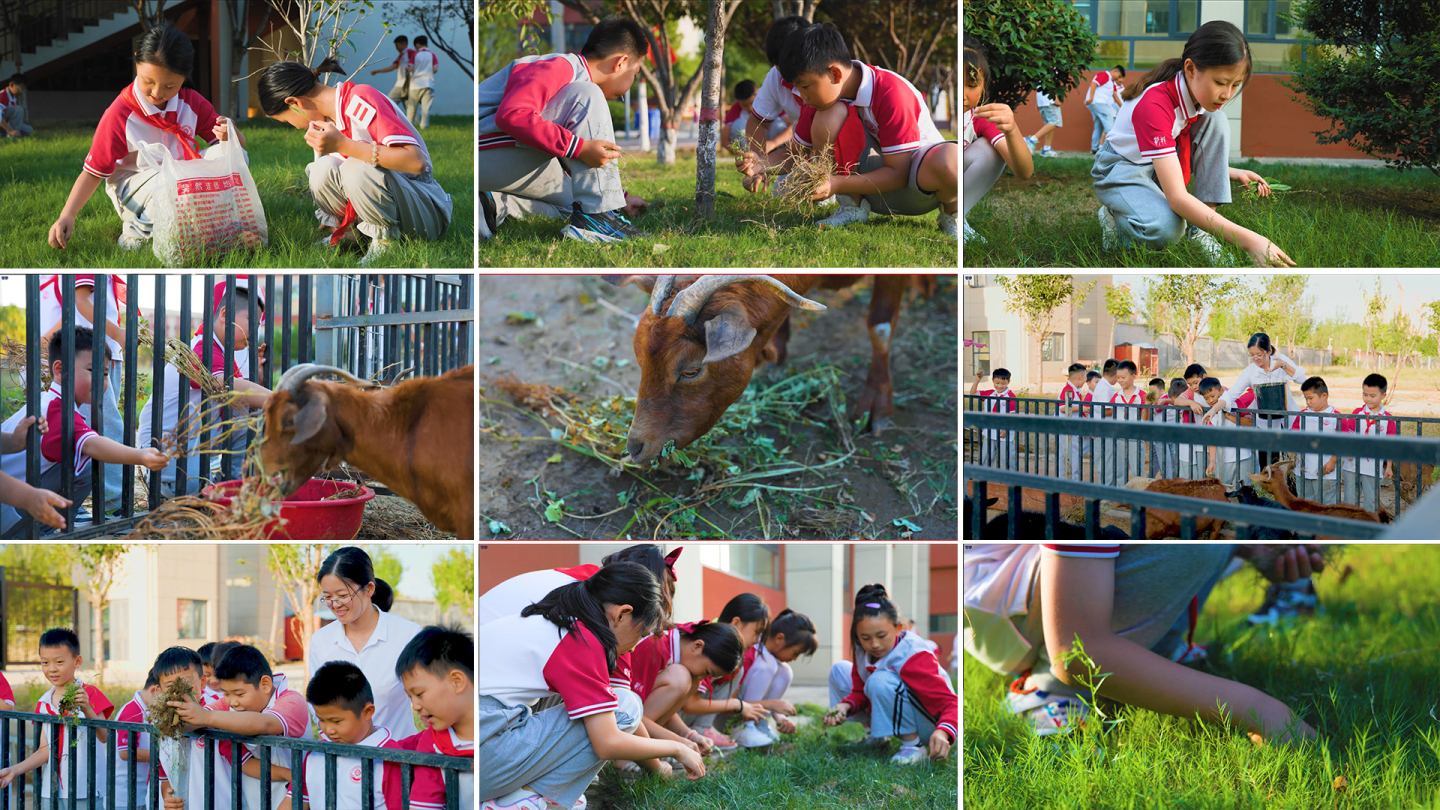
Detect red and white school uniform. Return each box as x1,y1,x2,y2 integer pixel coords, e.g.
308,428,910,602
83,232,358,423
0,671,14,708
38,274,129,365
628,625,690,702
751,66,801,132
386,47,418,99
405,47,439,127
1108,387,1147,480
156,688,235,810
289,727,446,810
83,81,222,241
1104,71,1207,184
0,383,98,534
395,727,473,810
309,81,451,243
114,690,153,809
36,680,116,801
1344,405,1398,478
1058,381,1086,478
477,53,591,158
829,631,956,745
237,673,308,810
1290,406,1348,481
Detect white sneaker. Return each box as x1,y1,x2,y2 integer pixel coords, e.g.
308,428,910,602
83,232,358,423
733,720,777,748
754,715,782,742
1097,205,1118,251
358,237,392,267
1188,226,1233,266
818,197,871,228
1003,685,1089,736
1024,135,1037,151
482,788,548,810
937,208,958,239
117,233,148,251
963,218,986,244
890,744,928,765
1039,146,1059,157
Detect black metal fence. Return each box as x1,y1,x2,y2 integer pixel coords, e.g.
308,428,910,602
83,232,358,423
964,394,1440,518
963,409,1440,539
4,274,474,540
0,710,471,810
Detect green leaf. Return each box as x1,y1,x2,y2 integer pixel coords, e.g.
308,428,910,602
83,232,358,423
545,453,563,464
544,499,565,522
487,520,511,536
893,518,922,532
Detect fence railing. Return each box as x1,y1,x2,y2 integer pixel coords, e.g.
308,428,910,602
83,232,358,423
4,274,474,540
964,394,1440,519
0,710,471,810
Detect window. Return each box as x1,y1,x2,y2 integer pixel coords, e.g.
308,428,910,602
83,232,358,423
1094,0,1198,37
1133,39,1185,70
930,613,958,635
178,599,207,639
103,599,128,662
1250,42,1305,73
1042,333,1065,362
1245,0,1308,39
698,545,780,588
971,332,991,376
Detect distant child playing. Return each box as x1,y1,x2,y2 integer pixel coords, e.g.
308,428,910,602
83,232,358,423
369,35,415,104
1084,65,1126,153
0,73,30,137
1023,87,1061,158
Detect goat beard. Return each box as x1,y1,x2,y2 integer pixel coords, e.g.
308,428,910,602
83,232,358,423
1244,545,1344,579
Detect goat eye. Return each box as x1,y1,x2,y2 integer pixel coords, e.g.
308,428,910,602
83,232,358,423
681,368,701,380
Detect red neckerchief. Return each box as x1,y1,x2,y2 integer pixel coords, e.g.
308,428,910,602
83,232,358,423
121,84,202,160
431,727,471,758
330,201,360,246
1358,406,1386,435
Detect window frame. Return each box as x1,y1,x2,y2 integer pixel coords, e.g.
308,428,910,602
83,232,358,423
1075,0,1313,73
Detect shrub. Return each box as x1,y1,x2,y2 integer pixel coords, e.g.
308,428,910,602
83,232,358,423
1282,0,1440,176
962,0,1097,110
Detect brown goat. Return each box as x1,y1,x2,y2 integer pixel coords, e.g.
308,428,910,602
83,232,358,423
1249,461,1383,538
260,363,474,539
1121,477,1228,538
603,274,935,465
1395,462,1437,508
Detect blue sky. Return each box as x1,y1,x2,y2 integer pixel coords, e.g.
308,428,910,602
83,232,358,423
1110,274,1440,323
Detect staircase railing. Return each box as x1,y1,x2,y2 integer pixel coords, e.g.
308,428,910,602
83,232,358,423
1,0,134,67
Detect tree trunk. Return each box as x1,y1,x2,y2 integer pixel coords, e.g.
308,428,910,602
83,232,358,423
639,80,651,152
657,124,679,166
695,0,726,219
92,599,105,684
267,585,283,660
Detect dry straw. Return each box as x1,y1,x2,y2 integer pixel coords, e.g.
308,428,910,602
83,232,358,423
777,143,839,209
147,676,197,740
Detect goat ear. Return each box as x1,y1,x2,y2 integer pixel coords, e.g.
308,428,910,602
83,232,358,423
290,395,328,445
602,274,658,293
702,305,757,365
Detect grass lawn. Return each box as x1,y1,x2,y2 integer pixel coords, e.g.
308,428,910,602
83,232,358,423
479,149,959,268
0,116,474,268
588,703,959,809
963,157,1440,267
963,544,1440,810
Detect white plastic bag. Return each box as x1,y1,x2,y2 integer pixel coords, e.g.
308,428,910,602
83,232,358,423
138,123,268,267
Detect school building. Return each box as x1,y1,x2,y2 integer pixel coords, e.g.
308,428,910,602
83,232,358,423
479,544,958,688
0,0,471,123
964,273,1118,389
1013,0,1373,160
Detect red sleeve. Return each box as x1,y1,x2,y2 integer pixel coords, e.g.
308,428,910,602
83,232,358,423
83,98,133,178
971,113,1004,147
496,58,585,159
1133,88,1178,159
723,102,743,125
871,75,924,154
899,653,958,743
1387,417,1399,436
543,626,620,719
1338,416,1356,433
351,84,419,149
794,104,815,148
182,89,220,147
406,48,417,66
1093,73,1110,89
1291,416,1301,431
390,731,426,752
87,684,116,719
0,673,12,707
840,659,869,715
41,398,95,472
117,699,145,748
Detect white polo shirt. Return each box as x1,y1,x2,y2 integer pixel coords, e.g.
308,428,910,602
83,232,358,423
479,567,581,626
751,66,802,125
309,607,424,738
1290,406,1344,480
408,48,438,90
114,690,153,808
480,613,619,719
37,680,115,799
83,81,218,189
1105,72,1206,177
39,274,126,363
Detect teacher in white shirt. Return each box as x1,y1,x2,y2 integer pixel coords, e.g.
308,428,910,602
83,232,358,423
309,546,423,738
1206,332,1307,471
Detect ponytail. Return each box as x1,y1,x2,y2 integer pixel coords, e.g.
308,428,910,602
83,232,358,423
767,608,818,657
717,593,770,639
256,58,347,115
680,620,744,674
1122,21,1252,102
520,561,662,672
850,583,900,652
600,545,675,625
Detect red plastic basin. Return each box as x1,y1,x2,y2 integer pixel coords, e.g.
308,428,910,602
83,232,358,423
201,478,375,540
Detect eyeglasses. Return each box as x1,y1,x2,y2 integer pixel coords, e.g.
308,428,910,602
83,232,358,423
320,589,359,608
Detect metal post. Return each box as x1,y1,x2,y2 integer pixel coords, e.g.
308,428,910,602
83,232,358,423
424,275,437,378
177,274,192,497
299,276,313,366
282,275,294,377
149,275,167,509
222,275,236,482
60,277,76,531
357,275,370,380
24,277,40,539
122,274,139,518
312,275,335,367
199,274,216,490
264,275,277,388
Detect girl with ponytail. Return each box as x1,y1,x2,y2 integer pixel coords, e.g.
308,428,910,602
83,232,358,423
1093,21,1293,268
480,562,705,810
48,25,245,251
962,34,1034,244
825,584,956,765
620,618,745,770
678,593,772,750
700,606,818,750
255,57,452,265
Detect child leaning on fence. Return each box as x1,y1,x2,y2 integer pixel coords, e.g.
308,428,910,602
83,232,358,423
282,662,446,810
114,668,158,810
393,626,476,810
0,327,169,537
1058,364,1087,481
0,628,116,809
970,369,1018,469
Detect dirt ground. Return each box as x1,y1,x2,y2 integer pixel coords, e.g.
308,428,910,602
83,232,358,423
480,275,959,540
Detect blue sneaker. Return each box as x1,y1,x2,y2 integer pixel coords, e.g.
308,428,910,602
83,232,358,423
1004,680,1088,737
1247,579,1318,625
563,207,645,242
1024,135,1038,152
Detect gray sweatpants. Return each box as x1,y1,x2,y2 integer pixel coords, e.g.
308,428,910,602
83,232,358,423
963,137,1005,222
307,155,453,242
478,81,626,217
2,105,32,136
1017,544,1233,697
479,691,644,808
1092,108,1231,249
854,136,948,216
1297,476,1339,505
1342,469,1381,512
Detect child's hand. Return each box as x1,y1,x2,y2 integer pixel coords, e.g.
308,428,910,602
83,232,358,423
1234,169,1271,197
648,758,674,778
73,685,93,716
811,176,836,201
0,766,14,788
684,730,713,755
21,486,70,531
973,103,1019,134
769,699,796,716
1206,462,1216,476
1323,458,1336,476
577,138,623,169
1242,544,1325,582
137,448,171,471
213,117,230,143
673,745,706,780
622,192,649,219
739,701,767,722
927,729,952,761
49,215,76,250
304,121,347,155
823,703,850,727
167,694,210,727
743,172,766,194
738,151,760,176
999,429,1008,439
1242,233,1296,267
776,716,796,734
163,796,185,810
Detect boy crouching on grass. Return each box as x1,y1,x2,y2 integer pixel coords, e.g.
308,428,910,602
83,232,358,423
773,23,958,237
281,662,447,810
0,327,169,537
393,626,475,810
0,628,116,809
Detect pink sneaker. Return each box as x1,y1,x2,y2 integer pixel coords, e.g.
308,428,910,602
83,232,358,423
700,727,739,751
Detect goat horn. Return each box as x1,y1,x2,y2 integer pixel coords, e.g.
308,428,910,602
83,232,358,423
665,275,826,324
647,276,676,316
275,363,379,395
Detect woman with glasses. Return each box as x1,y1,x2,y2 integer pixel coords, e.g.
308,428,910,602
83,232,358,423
308,546,424,738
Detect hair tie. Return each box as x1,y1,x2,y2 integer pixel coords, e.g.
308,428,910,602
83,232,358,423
864,602,881,609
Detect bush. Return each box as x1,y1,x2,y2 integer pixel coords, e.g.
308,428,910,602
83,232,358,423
962,0,1097,110
1282,0,1440,176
